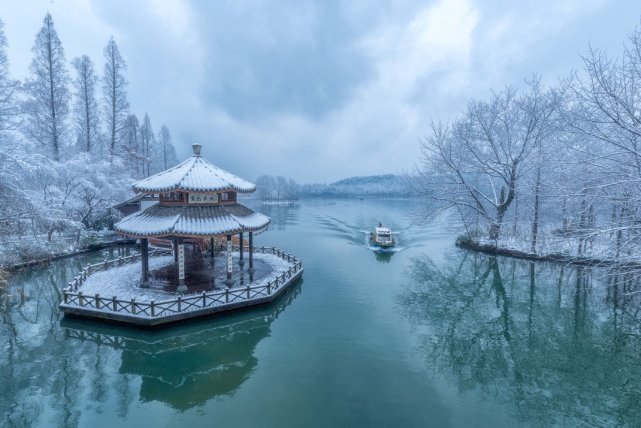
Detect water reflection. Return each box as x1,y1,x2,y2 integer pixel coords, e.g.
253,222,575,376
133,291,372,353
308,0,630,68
373,250,394,263
1,251,113,428
399,252,641,426
62,283,301,412
252,202,300,230
0,249,300,426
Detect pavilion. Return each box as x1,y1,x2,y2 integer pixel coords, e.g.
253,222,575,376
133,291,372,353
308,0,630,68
115,144,270,292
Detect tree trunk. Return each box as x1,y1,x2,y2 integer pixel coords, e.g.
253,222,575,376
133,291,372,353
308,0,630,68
530,166,541,253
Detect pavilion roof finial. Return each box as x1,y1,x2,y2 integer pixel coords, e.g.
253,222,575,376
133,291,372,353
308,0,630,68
192,144,202,157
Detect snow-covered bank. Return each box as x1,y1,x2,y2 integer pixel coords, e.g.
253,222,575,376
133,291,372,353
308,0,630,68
1,235,135,271
456,235,641,269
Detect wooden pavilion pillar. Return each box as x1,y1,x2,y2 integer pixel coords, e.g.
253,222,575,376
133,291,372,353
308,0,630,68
239,231,245,268
248,231,254,280
225,234,233,286
140,238,149,286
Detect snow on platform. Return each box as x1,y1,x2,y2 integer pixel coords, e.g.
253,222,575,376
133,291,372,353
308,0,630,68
80,253,291,302
60,248,303,326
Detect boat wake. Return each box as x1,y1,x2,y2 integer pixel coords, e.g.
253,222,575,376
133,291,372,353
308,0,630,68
317,215,409,254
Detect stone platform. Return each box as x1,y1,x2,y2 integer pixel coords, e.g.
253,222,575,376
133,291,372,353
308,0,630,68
59,247,303,326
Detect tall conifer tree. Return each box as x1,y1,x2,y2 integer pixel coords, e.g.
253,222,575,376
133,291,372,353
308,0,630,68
102,36,128,159
23,13,69,161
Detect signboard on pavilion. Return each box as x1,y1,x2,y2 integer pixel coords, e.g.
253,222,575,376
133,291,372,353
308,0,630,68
178,244,185,280
188,193,219,205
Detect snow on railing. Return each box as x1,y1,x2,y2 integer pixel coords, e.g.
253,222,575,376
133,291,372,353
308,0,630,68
61,246,302,319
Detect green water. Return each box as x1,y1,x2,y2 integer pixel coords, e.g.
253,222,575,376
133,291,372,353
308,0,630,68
1,199,640,427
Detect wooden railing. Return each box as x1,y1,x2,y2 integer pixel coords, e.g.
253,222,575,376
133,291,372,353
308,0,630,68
63,284,301,348
62,246,302,319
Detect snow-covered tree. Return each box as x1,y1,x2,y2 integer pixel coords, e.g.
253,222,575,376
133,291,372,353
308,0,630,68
140,112,154,176
120,113,142,177
0,14,185,265
71,55,100,154
102,36,128,159
22,13,70,162
157,125,178,170
419,81,559,241
559,22,641,262
256,175,276,201
255,175,300,202
285,178,301,201
0,18,20,132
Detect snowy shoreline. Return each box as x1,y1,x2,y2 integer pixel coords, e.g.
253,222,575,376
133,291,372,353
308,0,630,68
456,236,641,269
2,241,135,272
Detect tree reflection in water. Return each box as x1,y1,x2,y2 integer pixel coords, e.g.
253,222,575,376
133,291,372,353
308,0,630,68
399,251,641,426
253,202,300,231
0,252,107,428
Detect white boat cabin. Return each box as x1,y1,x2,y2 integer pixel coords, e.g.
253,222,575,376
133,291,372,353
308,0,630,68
374,226,393,244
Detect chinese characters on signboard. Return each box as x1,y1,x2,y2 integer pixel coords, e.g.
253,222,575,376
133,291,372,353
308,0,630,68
188,193,219,204
227,239,233,273
178,244,185,280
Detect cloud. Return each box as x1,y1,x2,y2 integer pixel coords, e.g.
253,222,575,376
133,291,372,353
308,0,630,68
1,0,640,182
191,1,374,121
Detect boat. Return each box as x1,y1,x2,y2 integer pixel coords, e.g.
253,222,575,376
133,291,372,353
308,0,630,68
371,223,395,248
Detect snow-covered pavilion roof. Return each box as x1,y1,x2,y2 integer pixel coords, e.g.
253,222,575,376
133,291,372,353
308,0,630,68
115,203,270,238
133,144,256,194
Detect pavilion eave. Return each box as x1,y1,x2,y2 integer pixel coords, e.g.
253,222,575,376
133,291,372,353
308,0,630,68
114,203,270,239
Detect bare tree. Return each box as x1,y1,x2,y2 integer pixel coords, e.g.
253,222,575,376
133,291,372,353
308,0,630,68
71,55,100,153
140,113,154,176
276,176,288,202
102,36,128,159
0,19,20,132
120,113,142,177
561,23,641,262
420,81,558,241
255,175,275,201
23,13,69,162
157,125,177,170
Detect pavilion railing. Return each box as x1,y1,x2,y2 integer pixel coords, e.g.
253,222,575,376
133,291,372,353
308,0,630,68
62,246,303,319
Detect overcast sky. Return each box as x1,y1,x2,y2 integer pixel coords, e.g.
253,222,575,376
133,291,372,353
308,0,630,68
1,0,640,183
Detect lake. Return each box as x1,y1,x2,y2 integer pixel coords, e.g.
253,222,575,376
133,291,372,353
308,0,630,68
1,198,640,427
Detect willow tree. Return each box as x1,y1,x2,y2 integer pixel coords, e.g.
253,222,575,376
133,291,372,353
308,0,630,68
23,13,69,162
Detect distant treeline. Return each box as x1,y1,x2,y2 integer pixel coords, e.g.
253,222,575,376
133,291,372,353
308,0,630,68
255,175,301,202
302,174,414,198
254,174,415,201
